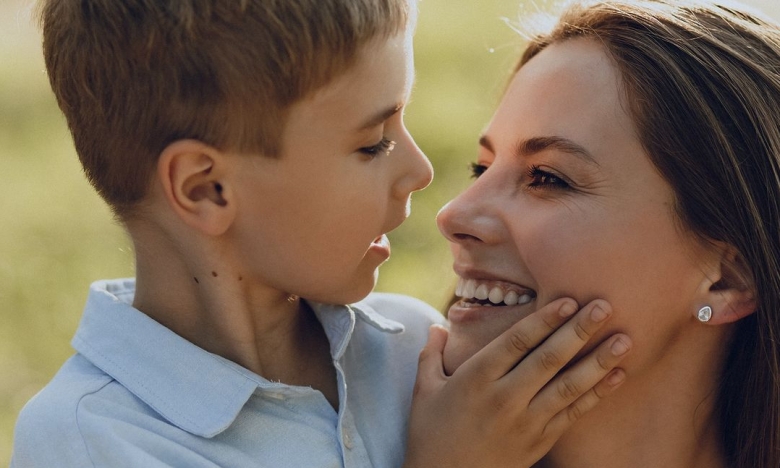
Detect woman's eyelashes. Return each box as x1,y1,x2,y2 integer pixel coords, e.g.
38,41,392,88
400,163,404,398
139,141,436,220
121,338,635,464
359,137,396,158
526,165,570,190
469,162,571,190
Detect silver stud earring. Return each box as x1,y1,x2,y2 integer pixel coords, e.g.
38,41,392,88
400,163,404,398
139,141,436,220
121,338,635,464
697,305,713,322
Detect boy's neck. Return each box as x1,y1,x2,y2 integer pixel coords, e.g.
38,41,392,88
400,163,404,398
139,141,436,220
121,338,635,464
130,230,339,410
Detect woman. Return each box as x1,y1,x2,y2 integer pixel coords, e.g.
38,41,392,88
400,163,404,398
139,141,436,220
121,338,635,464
436,0,780,466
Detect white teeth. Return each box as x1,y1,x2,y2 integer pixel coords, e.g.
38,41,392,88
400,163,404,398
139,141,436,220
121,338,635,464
488,286,504,304
455,277,535,306
463,279,477,298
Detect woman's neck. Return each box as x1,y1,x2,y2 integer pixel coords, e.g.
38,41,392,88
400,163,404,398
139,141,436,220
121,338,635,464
538,332,730,468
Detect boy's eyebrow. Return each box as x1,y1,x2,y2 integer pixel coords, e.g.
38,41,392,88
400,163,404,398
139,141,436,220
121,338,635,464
357,104,403,131
479,135,599,166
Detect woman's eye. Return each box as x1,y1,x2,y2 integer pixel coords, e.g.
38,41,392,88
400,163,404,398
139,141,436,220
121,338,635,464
527,165,570,190
469,162,488,179
359,137,396,158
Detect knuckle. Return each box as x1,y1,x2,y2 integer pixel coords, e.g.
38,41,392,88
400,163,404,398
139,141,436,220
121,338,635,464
540,313,559,331
461,361,492,385
506,329,534,355
472,366,494,383
595,351,612,371
557,377,581,401
566,400,587,422
540,350,563,371
573,321,591,342
488,391,512,415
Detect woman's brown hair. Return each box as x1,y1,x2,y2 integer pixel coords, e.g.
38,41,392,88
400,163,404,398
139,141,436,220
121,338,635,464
517,0,780,465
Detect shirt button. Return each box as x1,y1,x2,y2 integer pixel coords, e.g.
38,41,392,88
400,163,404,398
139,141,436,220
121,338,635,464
343,429,353,450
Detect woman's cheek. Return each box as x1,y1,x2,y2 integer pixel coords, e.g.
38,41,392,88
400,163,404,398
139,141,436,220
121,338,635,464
519,214,610,286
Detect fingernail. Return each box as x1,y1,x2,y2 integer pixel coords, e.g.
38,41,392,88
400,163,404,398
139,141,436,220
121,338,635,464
591,305,610,322
559,302,578,318
607,369,625,386
611,337,631,356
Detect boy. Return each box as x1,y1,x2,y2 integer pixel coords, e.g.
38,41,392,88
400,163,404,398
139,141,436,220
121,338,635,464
12,0,628,466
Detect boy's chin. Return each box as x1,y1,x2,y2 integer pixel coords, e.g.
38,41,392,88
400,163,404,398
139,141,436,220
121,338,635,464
310,275,378,306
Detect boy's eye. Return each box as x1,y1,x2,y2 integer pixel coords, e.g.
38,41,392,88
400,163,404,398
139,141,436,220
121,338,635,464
469,162,488,179
526,165,570,190
359,137,396,158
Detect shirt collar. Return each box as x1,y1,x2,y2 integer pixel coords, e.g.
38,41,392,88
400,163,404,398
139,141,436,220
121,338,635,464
310,298,405,360
72,278,404,438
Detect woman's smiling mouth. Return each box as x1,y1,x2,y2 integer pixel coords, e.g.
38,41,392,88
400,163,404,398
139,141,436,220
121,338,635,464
454,277,536,307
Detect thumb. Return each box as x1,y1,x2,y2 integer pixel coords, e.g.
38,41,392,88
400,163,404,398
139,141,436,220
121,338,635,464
414,324,449,396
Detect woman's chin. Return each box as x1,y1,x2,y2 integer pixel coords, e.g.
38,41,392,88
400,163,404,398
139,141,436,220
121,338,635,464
442,333,496,376
443,301,535,375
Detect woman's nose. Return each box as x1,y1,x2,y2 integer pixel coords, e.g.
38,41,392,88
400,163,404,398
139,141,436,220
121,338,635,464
436,182,503,245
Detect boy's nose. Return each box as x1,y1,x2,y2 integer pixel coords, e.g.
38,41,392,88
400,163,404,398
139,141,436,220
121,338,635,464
393,135,433,198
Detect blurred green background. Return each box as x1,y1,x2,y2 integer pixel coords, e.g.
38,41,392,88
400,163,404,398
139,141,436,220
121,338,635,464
2,0,779,464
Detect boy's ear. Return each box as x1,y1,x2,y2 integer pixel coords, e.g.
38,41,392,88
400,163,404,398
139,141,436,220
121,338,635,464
698,245,757,325
157,140,236,236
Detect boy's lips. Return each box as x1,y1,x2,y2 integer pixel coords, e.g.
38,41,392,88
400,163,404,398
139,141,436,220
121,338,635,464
368,234,391,260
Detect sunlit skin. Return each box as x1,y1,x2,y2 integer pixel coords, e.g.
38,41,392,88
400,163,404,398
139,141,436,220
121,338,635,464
229,31,432,306
437,38,734,467
130,30,432,408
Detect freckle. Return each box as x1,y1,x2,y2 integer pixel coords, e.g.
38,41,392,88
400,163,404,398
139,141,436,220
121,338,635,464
238,275,243,281
212,271,218,277
194,277,199,284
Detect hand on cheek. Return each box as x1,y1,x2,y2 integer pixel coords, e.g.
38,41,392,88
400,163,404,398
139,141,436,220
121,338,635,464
402,299,631,468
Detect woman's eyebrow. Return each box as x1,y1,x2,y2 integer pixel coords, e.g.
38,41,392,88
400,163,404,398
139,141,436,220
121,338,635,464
479,135,599,167
517,136,599,166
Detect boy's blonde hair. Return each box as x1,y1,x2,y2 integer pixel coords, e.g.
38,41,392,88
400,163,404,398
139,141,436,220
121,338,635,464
40,0,414,218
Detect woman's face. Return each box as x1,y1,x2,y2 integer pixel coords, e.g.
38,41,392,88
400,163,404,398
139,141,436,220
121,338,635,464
437,38,717,375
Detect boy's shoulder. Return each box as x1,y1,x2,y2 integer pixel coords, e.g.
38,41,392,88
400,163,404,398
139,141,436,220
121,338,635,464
12,354,114,467
12,351,216,468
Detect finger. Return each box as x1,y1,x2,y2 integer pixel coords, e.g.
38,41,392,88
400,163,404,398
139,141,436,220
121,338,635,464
501,300,613,396
530,333,632,416
457,298,579,383
413,324,450,397
545,367,627,437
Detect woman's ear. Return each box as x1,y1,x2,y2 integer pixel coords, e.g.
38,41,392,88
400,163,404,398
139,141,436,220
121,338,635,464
156,140,236,236
698,246,757,325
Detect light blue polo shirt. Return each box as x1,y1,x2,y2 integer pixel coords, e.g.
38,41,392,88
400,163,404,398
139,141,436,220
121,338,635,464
11,279,444,468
